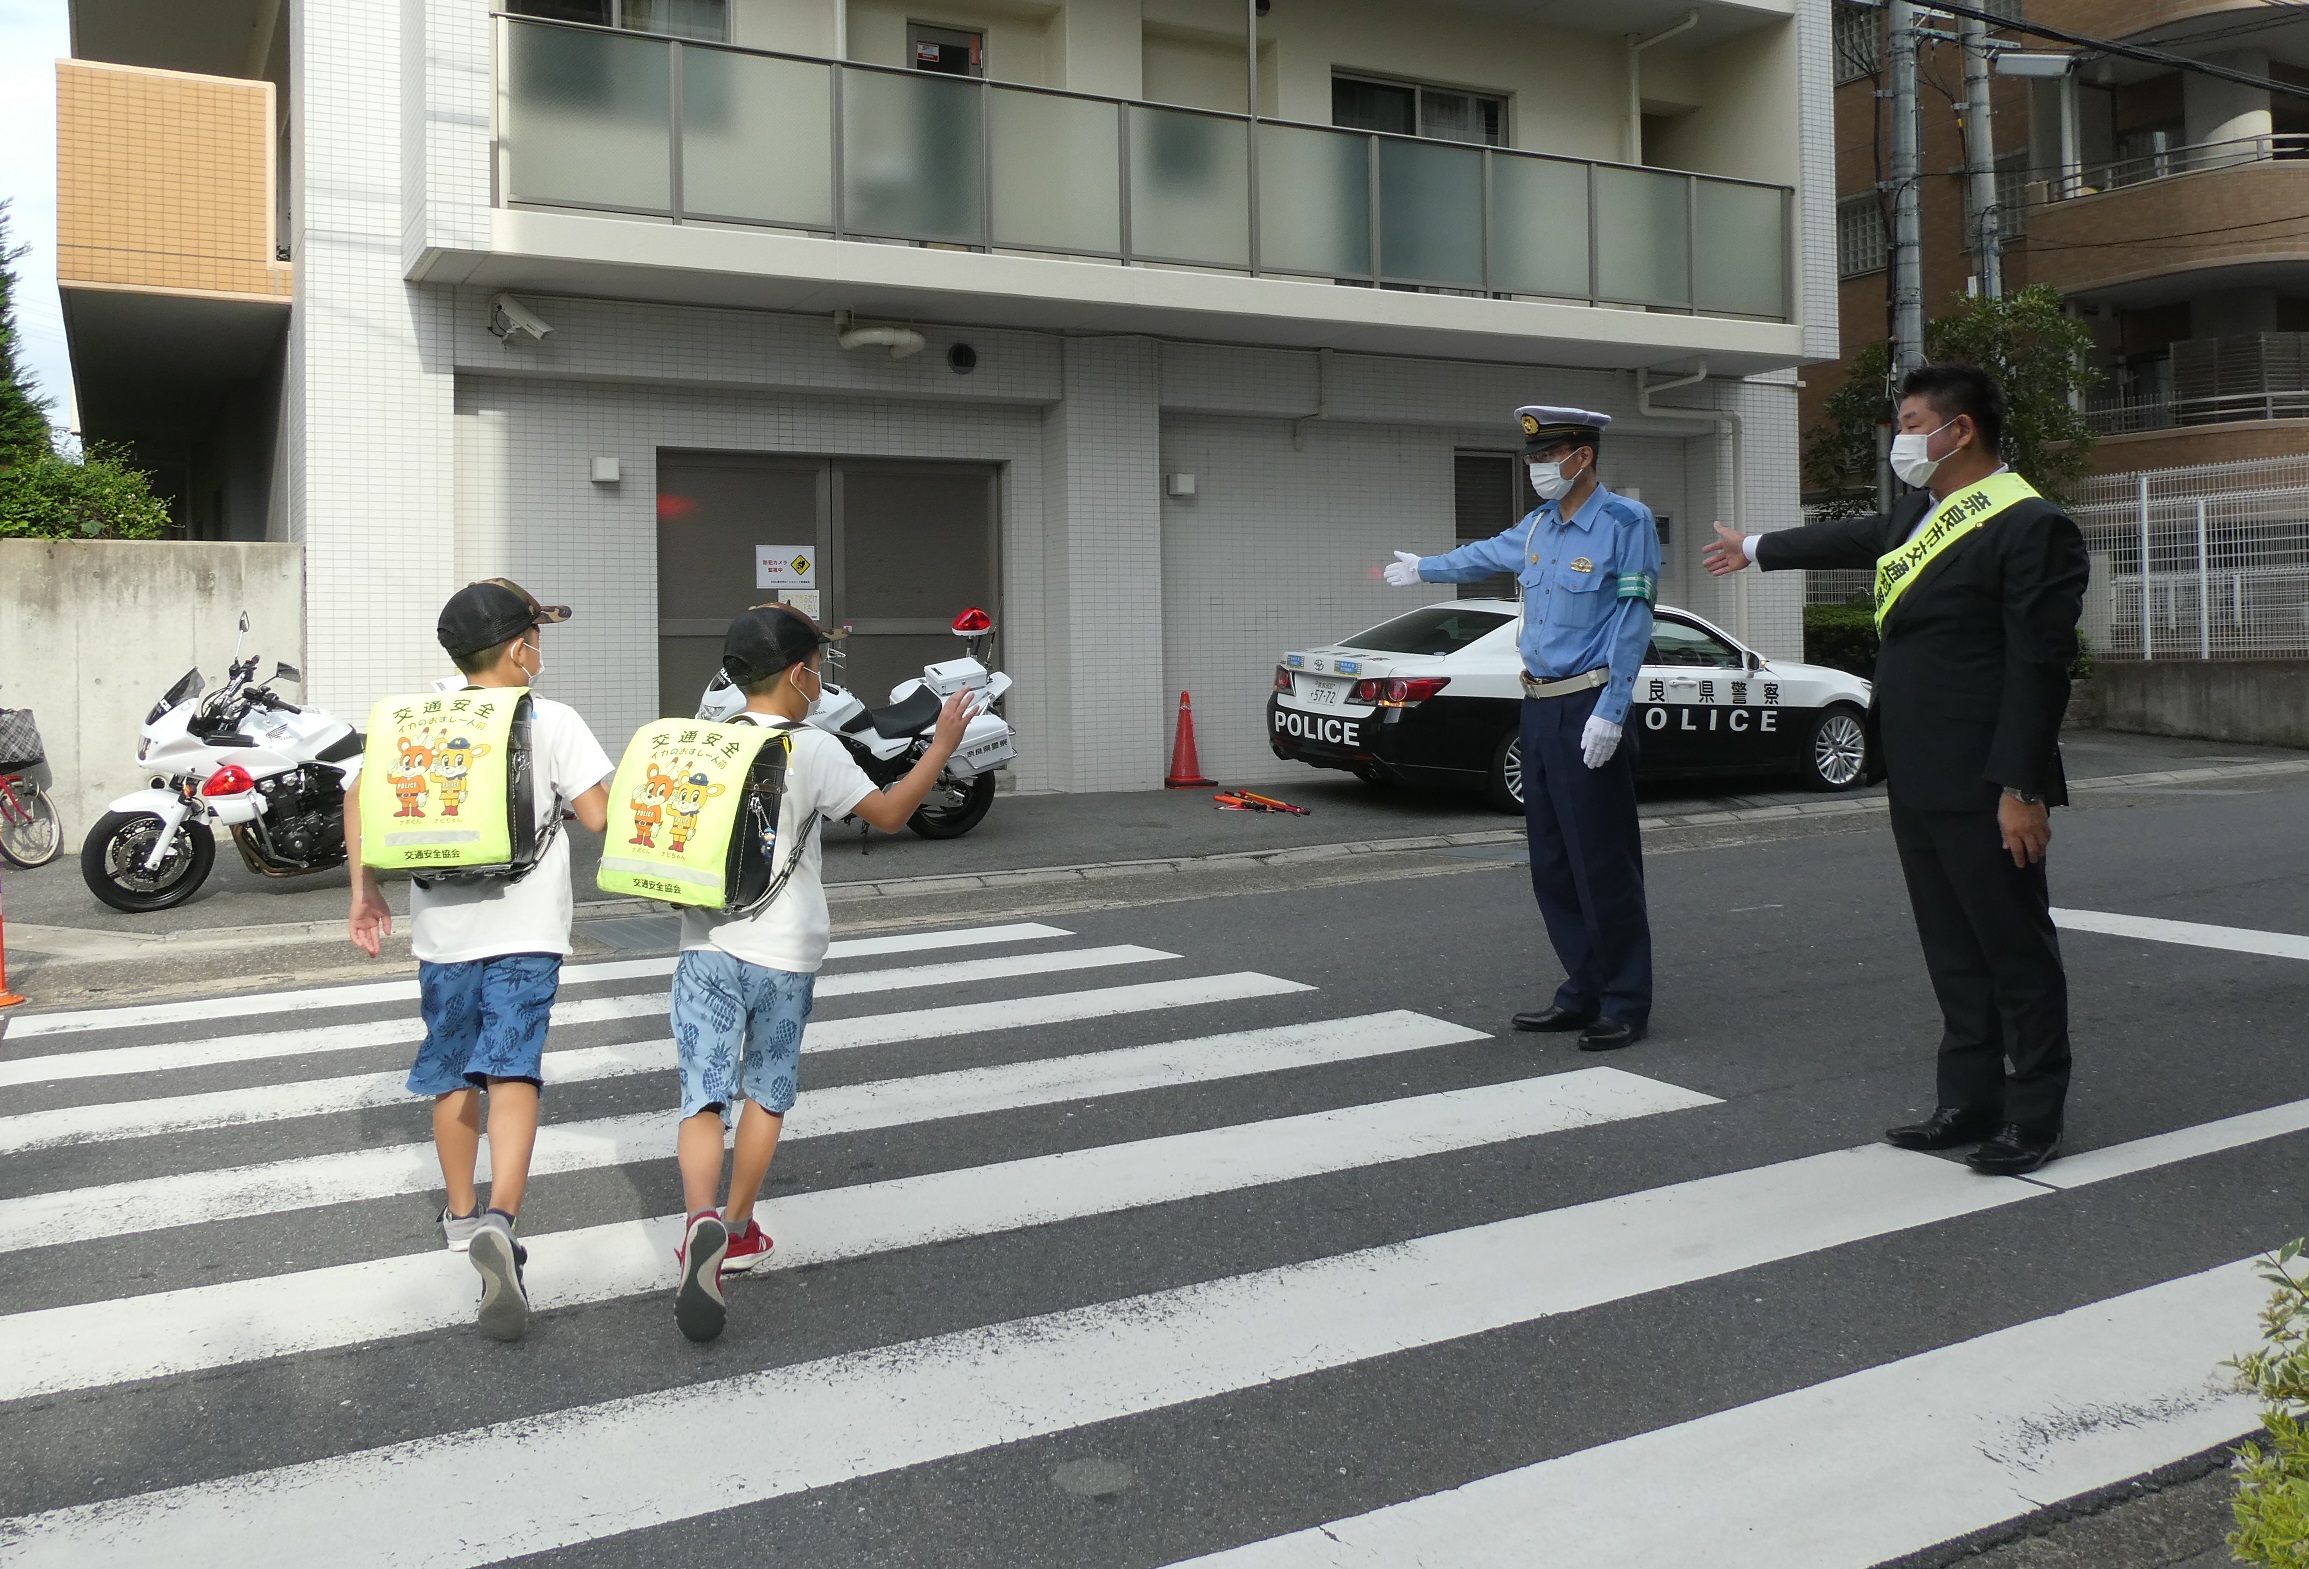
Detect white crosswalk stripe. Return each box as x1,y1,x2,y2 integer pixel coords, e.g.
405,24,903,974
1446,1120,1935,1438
0,915,2293,1568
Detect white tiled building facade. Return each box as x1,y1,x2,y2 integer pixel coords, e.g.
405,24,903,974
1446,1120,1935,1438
269,0,1836,793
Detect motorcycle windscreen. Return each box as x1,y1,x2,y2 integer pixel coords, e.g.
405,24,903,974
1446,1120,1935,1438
355,690,525,873
596,718,789,908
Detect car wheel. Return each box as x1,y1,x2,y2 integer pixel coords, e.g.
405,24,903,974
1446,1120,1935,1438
1800,705,1868,791
1485,730,1524,813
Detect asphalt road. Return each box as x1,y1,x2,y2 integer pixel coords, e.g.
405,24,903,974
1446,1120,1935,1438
7,727,2293,937
0,752,2303,1564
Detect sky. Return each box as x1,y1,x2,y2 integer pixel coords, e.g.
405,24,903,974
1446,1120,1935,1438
1,0,77,432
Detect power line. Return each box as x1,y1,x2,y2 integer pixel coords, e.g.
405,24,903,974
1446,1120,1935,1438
1880,0,2309,102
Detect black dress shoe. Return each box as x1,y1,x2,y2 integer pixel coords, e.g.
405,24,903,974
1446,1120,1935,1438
1966,1124,2062,1176
1512,1006,1596,1033
1883,1107,1998,1151
1577,1017,1644,1052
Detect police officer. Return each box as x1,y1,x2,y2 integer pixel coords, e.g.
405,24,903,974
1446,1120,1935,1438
1381,407,1661,1049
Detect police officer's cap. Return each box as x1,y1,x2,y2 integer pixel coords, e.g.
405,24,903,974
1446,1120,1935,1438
1515,405,1612,453
722,602,847,685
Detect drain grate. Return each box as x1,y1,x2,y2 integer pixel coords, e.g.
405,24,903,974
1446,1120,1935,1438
579,915,682,952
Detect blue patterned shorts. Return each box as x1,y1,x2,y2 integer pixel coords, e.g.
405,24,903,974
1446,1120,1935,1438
672,948,816,1121
408,953,562,1095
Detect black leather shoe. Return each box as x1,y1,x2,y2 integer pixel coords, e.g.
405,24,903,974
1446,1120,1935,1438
1966,1125,2062,1176
1883,1107,1998,1152
1512,1006,1596,1033
1577,1017,1644,1052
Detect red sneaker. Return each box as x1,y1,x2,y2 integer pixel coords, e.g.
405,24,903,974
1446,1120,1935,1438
722,1218,775,1275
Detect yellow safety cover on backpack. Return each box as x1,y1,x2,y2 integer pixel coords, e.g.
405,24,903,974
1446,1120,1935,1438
358,689,526,873
597,719,790,907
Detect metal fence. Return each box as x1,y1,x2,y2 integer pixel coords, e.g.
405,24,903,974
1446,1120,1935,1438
2072,455,2309,660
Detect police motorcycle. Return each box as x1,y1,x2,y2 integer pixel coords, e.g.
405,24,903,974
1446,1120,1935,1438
697,606,1016,839
81,613,363,912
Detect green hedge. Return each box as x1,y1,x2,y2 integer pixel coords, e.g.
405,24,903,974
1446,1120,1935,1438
1803,601,1878,678
0,446,171,540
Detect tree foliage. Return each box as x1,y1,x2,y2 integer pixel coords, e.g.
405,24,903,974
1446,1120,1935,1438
0,201,54,467
2230,1241,2309,1565
0,441,173,540
0,200,173,539
1803,285,2101,517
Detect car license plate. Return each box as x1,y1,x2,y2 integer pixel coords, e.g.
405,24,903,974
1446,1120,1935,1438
1297,678,1346,707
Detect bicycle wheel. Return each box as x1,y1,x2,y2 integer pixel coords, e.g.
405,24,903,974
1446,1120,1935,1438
0,778,63,868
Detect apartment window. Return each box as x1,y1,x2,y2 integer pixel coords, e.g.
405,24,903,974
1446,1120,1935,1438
909,23,984,78
1334,75,1506,146
1838,193,1887,278
1833,3,1880,84
506,0,728,42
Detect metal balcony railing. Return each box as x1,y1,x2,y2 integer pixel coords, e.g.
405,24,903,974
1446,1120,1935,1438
2084,336,2309,434
492,14,1794,320
2058,132,2309,200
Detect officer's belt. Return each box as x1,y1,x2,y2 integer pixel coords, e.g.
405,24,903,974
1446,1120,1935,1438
1520,667,1610,699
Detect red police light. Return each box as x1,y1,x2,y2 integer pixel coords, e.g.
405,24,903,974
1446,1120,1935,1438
951,607,993,634
202,765,257,796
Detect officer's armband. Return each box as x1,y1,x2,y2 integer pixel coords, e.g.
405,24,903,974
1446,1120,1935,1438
1615,571,1657,605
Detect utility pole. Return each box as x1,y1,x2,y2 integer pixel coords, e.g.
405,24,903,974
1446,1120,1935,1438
1960,11,2003,299
1887,1,1926,376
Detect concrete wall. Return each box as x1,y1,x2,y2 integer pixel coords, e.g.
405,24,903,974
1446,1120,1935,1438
2078,660,2309,750
0,541,306,841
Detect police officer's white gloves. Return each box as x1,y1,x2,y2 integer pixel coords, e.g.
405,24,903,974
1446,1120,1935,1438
1382,551,1424,587
1580,714,1623,769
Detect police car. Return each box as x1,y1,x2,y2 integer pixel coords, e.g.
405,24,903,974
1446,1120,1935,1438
1267,600,1873,809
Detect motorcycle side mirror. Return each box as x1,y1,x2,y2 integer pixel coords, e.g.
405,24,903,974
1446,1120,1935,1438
238,612,250,634
275,661,302,683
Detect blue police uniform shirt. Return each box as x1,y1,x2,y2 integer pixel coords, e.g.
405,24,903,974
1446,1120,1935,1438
1416,484,1661,725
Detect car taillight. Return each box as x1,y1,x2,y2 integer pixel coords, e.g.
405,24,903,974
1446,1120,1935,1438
202,765,256,796
1373,677,1449,707
1273,666,1293,692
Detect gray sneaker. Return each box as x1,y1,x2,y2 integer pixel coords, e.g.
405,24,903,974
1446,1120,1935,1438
439,1205,481,1252
468,1212,530,1342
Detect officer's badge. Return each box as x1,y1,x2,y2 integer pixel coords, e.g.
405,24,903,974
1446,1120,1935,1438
1520,413,1540,436
1570,556,1594,573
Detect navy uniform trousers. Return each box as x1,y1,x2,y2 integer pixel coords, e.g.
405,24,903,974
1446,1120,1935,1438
1520,686,1652,1026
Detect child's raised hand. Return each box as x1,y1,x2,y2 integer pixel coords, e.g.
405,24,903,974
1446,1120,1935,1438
932,688,981,754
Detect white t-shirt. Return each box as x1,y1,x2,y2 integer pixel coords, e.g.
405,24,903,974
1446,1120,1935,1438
407,695,615,965
679,719,878,975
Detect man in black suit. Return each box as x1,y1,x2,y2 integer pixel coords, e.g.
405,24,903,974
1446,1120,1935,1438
1702,363,2090,1175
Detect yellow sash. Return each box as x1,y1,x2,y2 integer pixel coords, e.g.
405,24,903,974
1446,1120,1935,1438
1872,471,2040,629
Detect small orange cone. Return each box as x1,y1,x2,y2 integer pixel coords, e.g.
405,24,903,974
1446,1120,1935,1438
0,869,24,1010
1164,691,1216,788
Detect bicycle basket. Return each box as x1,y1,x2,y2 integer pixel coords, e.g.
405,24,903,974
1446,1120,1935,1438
0,709,45,772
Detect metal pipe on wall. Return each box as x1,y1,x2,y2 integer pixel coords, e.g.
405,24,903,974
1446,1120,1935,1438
1625,10,1700,164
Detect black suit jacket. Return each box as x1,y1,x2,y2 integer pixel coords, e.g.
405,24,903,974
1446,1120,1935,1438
1756,486,2090,812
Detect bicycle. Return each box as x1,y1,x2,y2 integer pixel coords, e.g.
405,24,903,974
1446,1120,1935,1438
0,709,62,869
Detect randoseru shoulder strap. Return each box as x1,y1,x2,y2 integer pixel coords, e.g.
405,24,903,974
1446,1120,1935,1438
731,720,822,917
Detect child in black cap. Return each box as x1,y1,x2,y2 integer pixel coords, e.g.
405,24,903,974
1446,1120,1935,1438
343,578,615,1341
669,604,978,1343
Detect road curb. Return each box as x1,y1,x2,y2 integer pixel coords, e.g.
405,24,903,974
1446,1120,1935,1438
9,757,2302,976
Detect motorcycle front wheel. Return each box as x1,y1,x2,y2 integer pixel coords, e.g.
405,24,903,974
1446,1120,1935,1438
907,773,996,839
80,811,216,912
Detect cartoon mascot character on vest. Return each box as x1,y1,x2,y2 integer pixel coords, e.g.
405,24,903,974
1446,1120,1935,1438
390,737,436,819
629,761,677,849
665,770,726,856
430,736,491,819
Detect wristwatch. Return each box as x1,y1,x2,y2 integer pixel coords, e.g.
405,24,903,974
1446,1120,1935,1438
2001,786,2044,806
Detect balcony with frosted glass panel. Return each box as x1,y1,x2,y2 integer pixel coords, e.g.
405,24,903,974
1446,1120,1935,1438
474,16,1803,368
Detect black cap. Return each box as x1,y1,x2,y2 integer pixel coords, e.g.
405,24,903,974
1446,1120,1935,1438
437,578,572,660
722,603,846,684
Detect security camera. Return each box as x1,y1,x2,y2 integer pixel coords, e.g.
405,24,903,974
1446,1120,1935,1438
489,294,554,344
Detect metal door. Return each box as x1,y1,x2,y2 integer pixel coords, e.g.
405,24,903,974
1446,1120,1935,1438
655,453,826,718
831,461,999,706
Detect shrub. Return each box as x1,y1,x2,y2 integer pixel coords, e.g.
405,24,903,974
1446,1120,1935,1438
2229,1241,2309,1565
1804,600,1878,678
0,443,172,540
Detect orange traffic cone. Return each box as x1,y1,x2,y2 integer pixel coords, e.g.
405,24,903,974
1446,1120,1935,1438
1164,691,1216,788
0,869,24,1009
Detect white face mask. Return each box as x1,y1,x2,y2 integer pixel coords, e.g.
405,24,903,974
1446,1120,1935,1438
1889,417,1960,489
512,635,542,686
1528,460,1576,502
